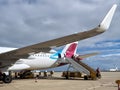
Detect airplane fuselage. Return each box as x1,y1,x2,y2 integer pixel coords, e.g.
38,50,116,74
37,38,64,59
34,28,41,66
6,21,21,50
0,47,62,71
8,52,62,71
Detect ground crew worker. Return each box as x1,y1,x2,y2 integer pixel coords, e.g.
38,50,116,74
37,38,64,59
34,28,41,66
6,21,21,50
96,67,101,78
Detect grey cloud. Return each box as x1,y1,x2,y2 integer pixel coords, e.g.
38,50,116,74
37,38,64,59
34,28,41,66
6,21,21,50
0,0,119,48
0,0,120,70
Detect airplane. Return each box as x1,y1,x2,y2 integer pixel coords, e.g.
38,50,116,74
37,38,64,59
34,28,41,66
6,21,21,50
109,67,118,72
0,4,117,83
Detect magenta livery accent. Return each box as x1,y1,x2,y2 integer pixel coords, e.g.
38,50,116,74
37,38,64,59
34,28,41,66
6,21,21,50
65,42,77,58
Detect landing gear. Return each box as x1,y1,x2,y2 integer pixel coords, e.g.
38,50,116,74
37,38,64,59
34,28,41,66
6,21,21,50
0,71,12,83
2,75,12,83
84,75,88,80
19,70,34,79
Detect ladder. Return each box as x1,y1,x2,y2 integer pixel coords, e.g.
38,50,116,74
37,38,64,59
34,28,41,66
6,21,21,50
66,58,97,80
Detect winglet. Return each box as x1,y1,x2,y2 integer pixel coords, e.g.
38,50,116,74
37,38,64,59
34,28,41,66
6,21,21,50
99,4,117,30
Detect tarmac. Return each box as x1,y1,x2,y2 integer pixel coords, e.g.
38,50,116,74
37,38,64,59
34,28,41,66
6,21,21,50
0,72,120,90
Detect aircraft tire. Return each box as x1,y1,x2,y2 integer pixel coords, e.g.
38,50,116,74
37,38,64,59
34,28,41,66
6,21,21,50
2,75,12,83
84,76,88,80
65,75,69,79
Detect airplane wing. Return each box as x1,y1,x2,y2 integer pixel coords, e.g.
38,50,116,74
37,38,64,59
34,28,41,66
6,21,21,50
77,52,99,59
0,4,117,68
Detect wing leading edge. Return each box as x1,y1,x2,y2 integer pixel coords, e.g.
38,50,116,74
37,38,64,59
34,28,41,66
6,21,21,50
0,4,117,61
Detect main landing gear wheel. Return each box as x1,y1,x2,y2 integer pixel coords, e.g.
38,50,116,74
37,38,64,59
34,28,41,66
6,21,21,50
84,75,88,80
2,75,12,83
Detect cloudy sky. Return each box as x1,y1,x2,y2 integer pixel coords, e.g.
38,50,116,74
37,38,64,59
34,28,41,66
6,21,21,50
0,0,120,70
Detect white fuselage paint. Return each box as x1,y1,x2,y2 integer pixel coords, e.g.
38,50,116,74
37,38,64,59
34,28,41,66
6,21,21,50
24,53,57,69
0,47,59,71
9,52,59,71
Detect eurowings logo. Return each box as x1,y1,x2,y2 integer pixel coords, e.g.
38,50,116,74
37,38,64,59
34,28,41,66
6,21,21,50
65,43,77,58
50,42,78,60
